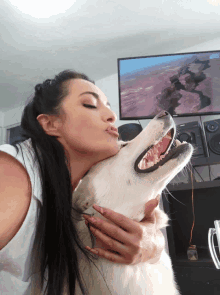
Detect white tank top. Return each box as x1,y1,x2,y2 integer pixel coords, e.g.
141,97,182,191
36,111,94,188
0,138,47,294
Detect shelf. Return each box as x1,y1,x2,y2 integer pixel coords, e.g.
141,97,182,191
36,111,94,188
167,179,220,191
172,246,219,268
174,256,217,269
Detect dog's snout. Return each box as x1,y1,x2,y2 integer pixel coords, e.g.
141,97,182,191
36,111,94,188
156,110,169,119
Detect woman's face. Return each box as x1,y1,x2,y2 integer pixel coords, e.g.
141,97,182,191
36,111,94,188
57,78,120,165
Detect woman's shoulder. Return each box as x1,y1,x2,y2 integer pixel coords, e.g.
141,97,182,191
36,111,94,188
0,151,32,251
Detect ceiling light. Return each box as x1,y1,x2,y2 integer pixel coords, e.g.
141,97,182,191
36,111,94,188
8,0,74,18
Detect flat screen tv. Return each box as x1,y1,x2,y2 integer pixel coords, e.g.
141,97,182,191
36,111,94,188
117,50,220,120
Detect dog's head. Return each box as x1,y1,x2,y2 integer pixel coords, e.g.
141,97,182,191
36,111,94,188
72,111,194,222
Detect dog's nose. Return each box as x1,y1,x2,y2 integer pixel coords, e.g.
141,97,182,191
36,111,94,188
155,110,169,119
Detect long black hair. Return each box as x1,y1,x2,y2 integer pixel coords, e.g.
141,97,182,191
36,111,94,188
11,70,105,295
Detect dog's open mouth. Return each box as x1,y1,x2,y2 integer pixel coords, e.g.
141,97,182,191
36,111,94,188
135,128,183,173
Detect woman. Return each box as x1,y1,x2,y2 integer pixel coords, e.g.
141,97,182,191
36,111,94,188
0,70,163,295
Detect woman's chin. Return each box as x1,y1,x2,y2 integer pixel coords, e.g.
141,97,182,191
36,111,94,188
100,145,121,161
112,141,122,154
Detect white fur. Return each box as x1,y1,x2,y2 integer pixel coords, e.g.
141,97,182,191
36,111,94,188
70,113,193,295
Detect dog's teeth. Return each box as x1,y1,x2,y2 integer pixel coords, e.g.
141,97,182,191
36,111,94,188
165,134,172,140
175,139,181,146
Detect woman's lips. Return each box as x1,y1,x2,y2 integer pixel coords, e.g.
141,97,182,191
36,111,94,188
106,130,119,137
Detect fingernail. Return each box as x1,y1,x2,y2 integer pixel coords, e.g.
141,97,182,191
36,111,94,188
149,200,158,209
93,204,104,214
91,248,99,255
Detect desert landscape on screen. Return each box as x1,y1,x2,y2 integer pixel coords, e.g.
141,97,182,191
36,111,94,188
120,54,220,118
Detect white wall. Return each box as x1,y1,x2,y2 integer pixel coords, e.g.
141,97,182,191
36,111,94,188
1,37,220,256
0,111,4,145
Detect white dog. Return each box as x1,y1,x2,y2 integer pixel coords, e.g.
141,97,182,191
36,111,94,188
71,111,193,295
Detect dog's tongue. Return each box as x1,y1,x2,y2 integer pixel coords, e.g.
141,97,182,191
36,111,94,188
147,134,171,161
139,132,172,169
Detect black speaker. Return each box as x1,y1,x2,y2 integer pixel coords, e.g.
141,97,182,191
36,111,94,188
204,119,220,165
118,123,143,141
176,121,207,159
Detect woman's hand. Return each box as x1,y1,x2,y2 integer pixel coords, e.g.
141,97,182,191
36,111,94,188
83,195,164,265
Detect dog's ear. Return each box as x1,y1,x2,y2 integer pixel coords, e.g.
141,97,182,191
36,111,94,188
118,140,129,150
118,140,125,145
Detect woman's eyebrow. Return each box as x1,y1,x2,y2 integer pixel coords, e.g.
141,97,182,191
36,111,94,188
79,91,111,107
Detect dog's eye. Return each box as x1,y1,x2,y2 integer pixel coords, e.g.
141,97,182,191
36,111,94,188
120,143,128,149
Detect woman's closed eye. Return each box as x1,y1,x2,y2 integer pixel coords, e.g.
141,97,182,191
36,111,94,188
83,104,97,109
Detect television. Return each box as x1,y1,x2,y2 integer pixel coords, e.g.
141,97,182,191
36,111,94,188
117,50,220,120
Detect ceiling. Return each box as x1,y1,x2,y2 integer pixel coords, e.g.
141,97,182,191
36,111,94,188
1,0,220,112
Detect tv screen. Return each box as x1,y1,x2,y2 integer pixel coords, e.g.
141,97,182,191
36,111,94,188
117,50,220,120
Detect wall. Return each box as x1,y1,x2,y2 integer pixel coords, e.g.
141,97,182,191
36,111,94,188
1,37,220,256
0,111,4,145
